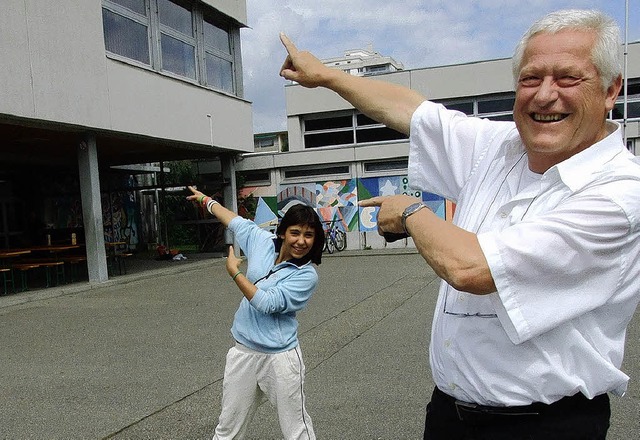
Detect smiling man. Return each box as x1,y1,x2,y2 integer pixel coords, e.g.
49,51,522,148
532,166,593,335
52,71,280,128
280,8,640,440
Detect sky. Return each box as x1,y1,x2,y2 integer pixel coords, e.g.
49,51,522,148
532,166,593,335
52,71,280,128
239,0,640,134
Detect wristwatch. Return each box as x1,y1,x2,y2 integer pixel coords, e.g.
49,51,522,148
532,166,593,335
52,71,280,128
401,202,427,236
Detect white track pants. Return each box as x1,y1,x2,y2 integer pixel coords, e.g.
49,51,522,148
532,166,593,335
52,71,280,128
212,343,315,440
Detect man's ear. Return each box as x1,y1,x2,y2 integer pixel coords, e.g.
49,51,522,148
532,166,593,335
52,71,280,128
605,75,623,111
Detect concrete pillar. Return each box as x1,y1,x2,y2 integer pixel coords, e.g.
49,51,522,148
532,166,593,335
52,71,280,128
222,154,238,254
78,134,108,283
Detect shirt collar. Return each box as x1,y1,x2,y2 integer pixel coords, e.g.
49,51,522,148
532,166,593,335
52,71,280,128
537,121,625,192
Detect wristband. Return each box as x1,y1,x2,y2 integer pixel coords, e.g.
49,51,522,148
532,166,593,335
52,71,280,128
206,199,219,213
198,195,206,203
232,270,242,281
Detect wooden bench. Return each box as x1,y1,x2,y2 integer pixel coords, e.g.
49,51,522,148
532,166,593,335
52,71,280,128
15,259,66,287
62,256,87,282
11,264,40,292
1,268,14,295
38,261,65,287
114,253,133,275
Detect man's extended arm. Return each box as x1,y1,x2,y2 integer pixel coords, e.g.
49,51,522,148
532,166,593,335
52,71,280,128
360,195,496,295
279,33,425,135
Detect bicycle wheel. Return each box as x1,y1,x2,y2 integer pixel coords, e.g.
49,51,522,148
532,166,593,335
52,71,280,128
334,229,346,251
326,234,336,254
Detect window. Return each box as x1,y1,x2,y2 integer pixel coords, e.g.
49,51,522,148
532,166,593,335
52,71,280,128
477,97,514,122
303,112,407,149
612,81,640,121
306,115,352,131
284,165,350,179
102,2,150,64
203,14,234,93
240,171,270,186
444,100,473,115
304,114,354,148
102,0,239,95
437,94,515,121
255,137,274,148
254,135,283,152
477,97,514,114
355,114,406,143
363,65,390,75
158,0,196,79
364,159,408,172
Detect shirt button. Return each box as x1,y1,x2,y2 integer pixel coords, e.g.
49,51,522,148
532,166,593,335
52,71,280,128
444,339,451,348
457,294,465,302
500,212,508,218
449,383,457,391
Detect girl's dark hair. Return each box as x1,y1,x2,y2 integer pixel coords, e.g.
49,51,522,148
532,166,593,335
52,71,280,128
276,204,324,265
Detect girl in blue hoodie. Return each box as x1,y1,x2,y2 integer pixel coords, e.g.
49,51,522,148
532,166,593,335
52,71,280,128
187,186,324,440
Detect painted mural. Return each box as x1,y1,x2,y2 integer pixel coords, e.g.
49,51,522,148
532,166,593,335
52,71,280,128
238,175,446,238
102,191,139,246
315,179,358,232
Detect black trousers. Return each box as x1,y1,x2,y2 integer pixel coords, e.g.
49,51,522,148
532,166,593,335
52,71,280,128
424,387,610,440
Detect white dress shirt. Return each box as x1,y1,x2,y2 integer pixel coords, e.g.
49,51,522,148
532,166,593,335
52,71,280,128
409,100,640,406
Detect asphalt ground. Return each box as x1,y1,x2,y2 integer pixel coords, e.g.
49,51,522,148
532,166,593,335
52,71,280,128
0,250,638,439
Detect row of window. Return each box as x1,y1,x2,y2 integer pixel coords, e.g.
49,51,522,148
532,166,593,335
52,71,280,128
438,96,515,121
102,0,239,94
240,159,409,186
303,112,407,149
302,82,640,150
300,95,518,150
441,82,640,122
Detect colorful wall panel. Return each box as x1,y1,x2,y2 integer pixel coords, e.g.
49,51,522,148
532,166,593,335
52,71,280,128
239,175,446,236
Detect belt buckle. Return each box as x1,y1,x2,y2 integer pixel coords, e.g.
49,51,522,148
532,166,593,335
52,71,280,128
454,400,479,421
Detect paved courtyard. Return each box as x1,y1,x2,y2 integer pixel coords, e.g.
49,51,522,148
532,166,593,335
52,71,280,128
0,250,638,439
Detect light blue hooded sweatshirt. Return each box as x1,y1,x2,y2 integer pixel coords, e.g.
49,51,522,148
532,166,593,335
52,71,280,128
228,216,318,353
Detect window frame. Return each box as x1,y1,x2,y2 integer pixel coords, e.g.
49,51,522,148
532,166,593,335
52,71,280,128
239,171,272,187
613,80,640,122
102,1,153,66
281,164,351,183
436,93,515,122
363,159,408,173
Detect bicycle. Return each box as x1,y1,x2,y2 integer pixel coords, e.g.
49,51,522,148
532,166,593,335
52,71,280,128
322,220,347,253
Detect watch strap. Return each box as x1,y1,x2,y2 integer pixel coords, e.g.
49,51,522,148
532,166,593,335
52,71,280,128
401,202,426,236
383,202,427,243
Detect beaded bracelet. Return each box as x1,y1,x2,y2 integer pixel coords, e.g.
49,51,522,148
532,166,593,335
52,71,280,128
232,270,242,281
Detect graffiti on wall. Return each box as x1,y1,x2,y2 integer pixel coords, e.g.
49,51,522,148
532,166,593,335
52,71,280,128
239,175,445,235
102,191,139,246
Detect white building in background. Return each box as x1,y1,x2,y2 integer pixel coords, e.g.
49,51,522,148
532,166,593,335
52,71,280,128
239,41,640,251
322,46,404,76
0,0,253,282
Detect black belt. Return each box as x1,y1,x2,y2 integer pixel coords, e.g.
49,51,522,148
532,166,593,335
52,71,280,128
435,387,607,424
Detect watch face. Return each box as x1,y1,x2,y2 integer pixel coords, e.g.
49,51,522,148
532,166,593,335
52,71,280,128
403,202,425,218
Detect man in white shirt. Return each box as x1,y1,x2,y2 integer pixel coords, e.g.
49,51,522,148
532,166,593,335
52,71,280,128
280,8,640,440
